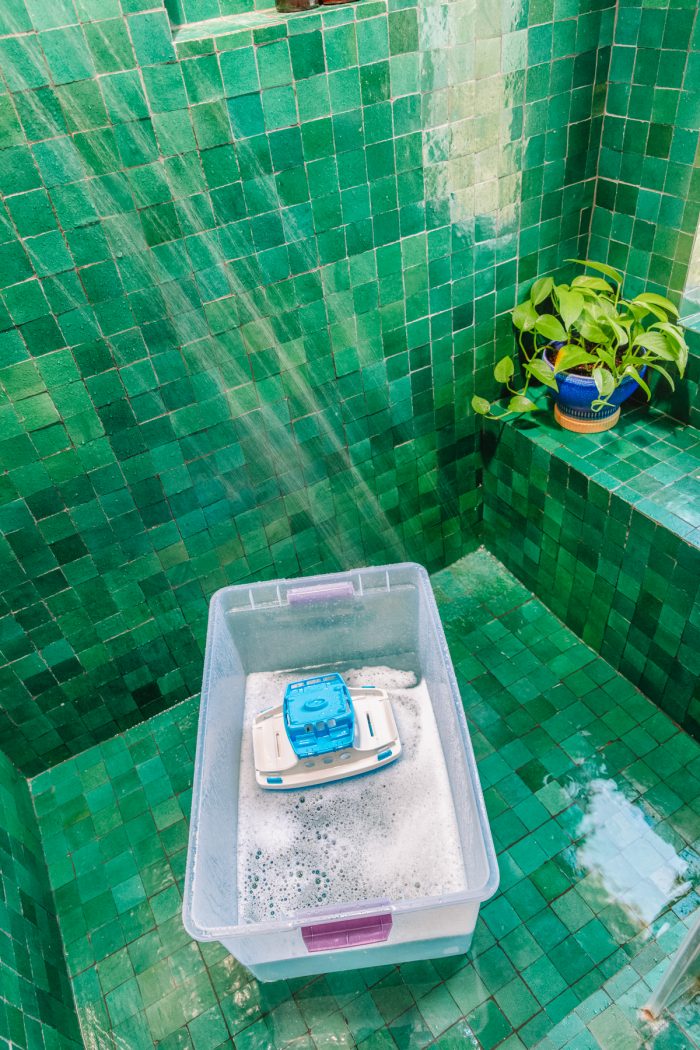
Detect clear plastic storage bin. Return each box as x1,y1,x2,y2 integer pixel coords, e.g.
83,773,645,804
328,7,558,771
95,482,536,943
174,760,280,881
183,563,498,981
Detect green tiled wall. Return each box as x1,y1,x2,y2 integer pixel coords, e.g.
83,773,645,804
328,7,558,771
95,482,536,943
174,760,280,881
0,749,81,1048
0,0,614,774
589,0,700,426
483,411,700,739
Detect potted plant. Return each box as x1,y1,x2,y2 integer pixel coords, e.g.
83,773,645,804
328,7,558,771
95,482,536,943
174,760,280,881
472,259,688,433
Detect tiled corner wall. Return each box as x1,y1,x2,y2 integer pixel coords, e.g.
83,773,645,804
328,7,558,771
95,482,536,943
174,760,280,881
589,0,700,425
483,0,700,739
482,412,700,739
0,749,81,1048
0,0,614,775
480,0,700,748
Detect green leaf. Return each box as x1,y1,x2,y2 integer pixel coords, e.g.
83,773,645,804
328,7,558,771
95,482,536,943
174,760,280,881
553,346,596,373
571,275,615,296
631,292,679,318
577,317,608,344
602,318,628,347
641,332,679,361
508,394,538,413
525,358,558,389
471,396,491,415
530,276,554,306
632,331,676,359
595,343,616,370
534,314,566,342
596,297,618,319
494,356,515,383
626,301,649,323
624,365,651,400
592,367,615,396
615,311,634,334
567,257,624,286
652,322,688,352
628,298,668,323
556,287,584,330
646,363,675,391
652,323,688,376
512,300,538,331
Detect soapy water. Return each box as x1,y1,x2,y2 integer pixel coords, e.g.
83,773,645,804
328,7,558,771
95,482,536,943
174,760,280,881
237,665,468,922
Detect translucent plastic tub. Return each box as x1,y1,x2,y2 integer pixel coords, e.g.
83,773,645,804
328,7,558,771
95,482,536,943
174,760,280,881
183,563,498,981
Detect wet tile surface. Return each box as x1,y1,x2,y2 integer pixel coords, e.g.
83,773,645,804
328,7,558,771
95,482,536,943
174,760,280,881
506,405,700,547
30,551,700,1049
483,405,700,736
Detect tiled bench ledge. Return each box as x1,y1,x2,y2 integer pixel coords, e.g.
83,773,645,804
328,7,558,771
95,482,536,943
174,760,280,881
481,404,700,739
173,0,381,52
497,405,700,548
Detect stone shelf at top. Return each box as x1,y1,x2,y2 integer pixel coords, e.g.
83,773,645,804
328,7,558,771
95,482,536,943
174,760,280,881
172,0,374,48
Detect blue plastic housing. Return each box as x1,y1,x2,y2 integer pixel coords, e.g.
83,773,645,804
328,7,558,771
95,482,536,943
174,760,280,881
283,674,355,758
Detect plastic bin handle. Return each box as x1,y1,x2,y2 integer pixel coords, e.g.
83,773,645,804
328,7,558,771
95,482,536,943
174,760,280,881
287,582,354,605
301,913,392,952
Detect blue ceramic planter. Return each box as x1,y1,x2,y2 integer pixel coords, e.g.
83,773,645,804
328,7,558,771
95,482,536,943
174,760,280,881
543,346,645,431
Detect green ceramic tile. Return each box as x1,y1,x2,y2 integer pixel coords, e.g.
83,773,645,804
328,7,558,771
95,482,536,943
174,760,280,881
129,11,176,67
5,190,54,239
182,55,224,105
85,18,135,75
483,406,700,735
0,749,81,1048
0,36,51,92
256,39,293,89
220,47,260,97
39,25,95,85
24,229,74,276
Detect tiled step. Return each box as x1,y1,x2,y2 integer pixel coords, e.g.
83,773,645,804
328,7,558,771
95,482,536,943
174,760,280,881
482,405,700,738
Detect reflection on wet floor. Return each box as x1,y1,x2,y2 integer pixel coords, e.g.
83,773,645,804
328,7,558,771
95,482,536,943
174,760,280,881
32,552,700,1049
574,776,691,928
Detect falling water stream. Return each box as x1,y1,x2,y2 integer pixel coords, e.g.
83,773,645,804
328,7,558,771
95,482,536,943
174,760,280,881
10,49,459,578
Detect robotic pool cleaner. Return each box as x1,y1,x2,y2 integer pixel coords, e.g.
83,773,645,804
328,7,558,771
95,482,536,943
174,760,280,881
252,672,402,790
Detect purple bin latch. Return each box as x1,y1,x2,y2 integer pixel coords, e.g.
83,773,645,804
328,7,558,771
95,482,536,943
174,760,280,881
287,582,355,605
301,913,393,953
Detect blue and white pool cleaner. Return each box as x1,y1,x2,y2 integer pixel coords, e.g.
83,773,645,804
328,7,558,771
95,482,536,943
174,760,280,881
252,673,401,790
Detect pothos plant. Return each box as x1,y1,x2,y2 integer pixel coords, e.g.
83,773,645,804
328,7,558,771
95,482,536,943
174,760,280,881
472,259,688,418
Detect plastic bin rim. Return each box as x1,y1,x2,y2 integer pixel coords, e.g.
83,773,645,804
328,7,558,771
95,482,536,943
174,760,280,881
182,561,500,943
206,561,434,607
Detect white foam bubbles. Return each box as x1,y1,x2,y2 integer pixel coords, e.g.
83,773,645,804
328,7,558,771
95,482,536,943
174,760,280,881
236,665,467,922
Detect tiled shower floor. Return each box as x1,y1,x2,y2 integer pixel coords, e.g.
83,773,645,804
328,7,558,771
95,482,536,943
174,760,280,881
30,551,700,1050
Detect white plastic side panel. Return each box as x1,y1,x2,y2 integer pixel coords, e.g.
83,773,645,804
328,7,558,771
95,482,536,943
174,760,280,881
417,583,492,894
224,905,480,982
220,901,478,970
184,597,246,937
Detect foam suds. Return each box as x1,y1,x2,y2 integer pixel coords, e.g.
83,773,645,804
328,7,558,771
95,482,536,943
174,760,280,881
237,665,467,922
